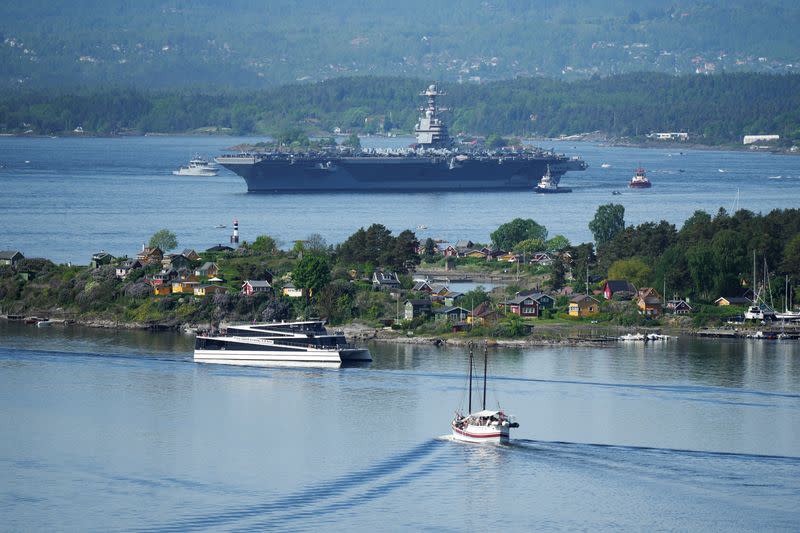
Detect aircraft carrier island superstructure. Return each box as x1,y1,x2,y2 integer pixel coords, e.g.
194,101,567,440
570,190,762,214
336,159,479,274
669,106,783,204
216,84,588,192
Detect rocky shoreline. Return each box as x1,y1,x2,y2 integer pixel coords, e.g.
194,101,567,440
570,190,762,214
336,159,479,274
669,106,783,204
7,313,795,348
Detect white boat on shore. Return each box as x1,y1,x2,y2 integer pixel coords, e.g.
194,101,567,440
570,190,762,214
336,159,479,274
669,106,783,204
619,333,673,342
173,155,219,176
193,320,371,368
451,343,518,444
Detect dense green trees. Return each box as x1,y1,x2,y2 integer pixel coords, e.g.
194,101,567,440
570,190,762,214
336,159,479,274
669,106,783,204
589,204,626,247
491,218,547,251
2,73,800,144
336,224,419,273
246,235,279,255
292,255,331,301
593,207,800,303
3,1,800,90
148,229,178,251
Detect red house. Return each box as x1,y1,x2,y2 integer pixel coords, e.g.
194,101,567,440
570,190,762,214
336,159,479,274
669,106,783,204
242,280,272,296
498,295,540,317
603,280,637,300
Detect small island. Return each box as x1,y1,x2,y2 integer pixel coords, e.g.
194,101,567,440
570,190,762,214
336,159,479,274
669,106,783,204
2,206,800,343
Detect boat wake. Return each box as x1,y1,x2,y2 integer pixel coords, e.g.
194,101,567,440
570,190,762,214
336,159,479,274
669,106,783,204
135,439,448,532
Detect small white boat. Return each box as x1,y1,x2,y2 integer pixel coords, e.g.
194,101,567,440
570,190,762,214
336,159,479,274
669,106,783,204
451,343,518,444
36,319,51,327
214,224,227,229
601,163,612,168
619,333,645,341
173,155,219,176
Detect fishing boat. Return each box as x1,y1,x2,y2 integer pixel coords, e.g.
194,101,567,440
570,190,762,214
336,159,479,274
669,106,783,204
451,343,518,444
776,275,800,321
744,253,777,321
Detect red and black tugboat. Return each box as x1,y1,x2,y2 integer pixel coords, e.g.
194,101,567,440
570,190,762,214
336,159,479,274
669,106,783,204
628,166,651,188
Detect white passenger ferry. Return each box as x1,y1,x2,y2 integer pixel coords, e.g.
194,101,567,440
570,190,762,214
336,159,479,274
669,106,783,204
193,320,372,368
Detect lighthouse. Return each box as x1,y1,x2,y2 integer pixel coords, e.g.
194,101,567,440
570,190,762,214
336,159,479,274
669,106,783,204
230,218,239,244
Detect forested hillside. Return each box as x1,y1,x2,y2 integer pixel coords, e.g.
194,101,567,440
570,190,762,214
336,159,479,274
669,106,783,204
1,0,799,89
2,73,799,144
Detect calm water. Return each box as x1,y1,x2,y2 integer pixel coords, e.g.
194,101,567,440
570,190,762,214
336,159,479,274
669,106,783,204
1,136,800,263
1,322,799,531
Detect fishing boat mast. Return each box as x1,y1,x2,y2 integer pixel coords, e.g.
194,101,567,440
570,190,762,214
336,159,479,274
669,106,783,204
483,343,488,410
468,344,473,414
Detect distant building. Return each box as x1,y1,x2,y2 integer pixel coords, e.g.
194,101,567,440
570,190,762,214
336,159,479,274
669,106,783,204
194,284,228,297
648,132,689,141
372,271,401,290
242,280,272,296
467,302,501,326
281,283,303,298
0,250,25,267
715,296,751,306
603,280,637,300
206,244,234,253
162,254,191,271
115,259,142,279
90,251,114,269
666,299,692,315
137,246,163,265
153,284,172,296
195,262,220,278
404,299,432,320
569,295,600,318
743,135,779,145
181,249,201,261
499,295,540,318
172,280,199,294
434,306,470,322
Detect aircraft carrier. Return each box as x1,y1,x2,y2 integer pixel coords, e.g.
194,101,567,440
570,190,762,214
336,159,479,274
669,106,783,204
216,84,588,192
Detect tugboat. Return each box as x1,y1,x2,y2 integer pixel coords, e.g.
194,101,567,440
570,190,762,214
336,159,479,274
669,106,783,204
451,343,518,444
628,166,651,188
534,164,572,193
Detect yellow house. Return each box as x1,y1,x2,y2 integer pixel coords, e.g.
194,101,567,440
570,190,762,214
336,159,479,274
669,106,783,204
714,296,751,306
569,294,600,318
172,280,199,294
498,252,519,262
193,284,228,297
465,250,487,259
153,285,172,296
282,283,303,298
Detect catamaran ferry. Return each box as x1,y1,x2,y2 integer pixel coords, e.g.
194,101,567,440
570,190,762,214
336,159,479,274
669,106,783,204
193,320,371,368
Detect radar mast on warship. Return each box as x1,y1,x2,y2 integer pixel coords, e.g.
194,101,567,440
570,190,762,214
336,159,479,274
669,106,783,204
216,83,587,192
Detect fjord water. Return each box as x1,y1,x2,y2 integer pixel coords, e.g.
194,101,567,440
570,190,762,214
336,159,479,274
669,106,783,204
1,322,799,531
1,136,800,263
